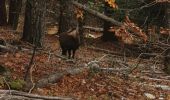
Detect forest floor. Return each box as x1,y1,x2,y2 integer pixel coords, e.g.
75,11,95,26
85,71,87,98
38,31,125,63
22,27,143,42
0,26,170,100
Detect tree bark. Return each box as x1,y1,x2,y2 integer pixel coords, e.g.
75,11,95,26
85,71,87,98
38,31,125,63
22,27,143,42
8,0,22,30
102,2,118,41
77,0,88,45
22,0,46,47
163,3,170,74
0,0,7,26
164,48,170,75
58,0,77,34
165,3,170,28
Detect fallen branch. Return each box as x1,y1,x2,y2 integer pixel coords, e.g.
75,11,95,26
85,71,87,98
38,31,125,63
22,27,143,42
83,26,103,32
87,46,131,57
129,75,170,83
140,83,170,91
0,90,74,100
72,1,123,26
0,44,17,53
36,67,86,88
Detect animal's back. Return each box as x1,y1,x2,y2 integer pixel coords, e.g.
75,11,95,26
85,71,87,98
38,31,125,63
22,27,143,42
59,30,80,50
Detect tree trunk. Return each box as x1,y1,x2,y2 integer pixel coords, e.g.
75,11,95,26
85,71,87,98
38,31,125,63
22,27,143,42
0,0,7,26
102,2,118,41
78,17,84,45
58,0,77,34
22,0,46,47
164,48,170,74
163,3,170,74
77,0,87,45
165,3,170,28
8,0,22,30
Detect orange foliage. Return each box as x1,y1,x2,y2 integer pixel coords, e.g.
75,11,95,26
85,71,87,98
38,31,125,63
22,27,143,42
109,16,148,44
160,27,170,35
109,26,134,44
75,7,84,20
105,0,118,9
124,16,148,43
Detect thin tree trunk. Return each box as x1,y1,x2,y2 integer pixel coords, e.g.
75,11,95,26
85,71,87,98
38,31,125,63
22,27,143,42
102,2,118,41
58,0,77,34
77,0,88,45
8,0,22,30
163,3,170,74
22,0,46,91
22,0,46,47
165,3,170,28
0,0,7,26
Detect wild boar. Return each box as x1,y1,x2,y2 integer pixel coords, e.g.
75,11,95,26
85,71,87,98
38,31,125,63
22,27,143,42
59,28,80,59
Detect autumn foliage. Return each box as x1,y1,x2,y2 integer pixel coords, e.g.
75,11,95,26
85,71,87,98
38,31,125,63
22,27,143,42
105,0,118,9
109,16,148,44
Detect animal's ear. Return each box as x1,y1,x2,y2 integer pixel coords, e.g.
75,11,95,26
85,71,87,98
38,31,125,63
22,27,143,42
67,30,76,37
67,28,72,33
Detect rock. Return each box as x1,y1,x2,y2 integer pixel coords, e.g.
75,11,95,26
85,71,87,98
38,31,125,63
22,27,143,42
144,93,156,100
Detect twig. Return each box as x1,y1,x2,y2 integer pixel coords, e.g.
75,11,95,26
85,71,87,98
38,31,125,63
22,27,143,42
129,1,157,12
2,77,11,95
28,64,36,93
47,50,52,62
128,58,142,74
97,54,110,61
24,44,37,81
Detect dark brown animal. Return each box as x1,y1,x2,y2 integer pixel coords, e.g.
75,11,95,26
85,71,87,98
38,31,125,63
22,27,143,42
59,28,80,59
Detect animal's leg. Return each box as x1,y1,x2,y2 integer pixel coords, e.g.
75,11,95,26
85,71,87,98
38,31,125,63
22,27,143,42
68,49,71,59
72,49,76,58
62,48,67,56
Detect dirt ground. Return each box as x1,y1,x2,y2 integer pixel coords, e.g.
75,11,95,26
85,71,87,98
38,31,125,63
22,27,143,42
0,26,170,100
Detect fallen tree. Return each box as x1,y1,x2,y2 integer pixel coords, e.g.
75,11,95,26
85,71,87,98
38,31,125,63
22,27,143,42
0,90,74,100
72,1,123,26
72,1,148,43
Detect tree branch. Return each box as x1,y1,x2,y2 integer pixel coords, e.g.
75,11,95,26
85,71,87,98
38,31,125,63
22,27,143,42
72,1,123,26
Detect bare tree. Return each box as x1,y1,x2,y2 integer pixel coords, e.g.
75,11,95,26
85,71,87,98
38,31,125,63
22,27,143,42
8,0,22,30
22,0,46,47
58,0,77,34
0,0,7,26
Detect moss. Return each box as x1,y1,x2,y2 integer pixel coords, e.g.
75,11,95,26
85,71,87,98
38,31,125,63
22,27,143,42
0,65,6,74
0,77,5,88
9,79,26,90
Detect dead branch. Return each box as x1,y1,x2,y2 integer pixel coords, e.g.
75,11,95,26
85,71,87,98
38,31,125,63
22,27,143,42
140,83,170,91
129,75,170,83
0,90,74,100
0,44,17,52
72,1,123,26
36,67,86,88
87,46,131,57
35,58,130,89
83,26,103,32
98,67,130,73
128,58,142,74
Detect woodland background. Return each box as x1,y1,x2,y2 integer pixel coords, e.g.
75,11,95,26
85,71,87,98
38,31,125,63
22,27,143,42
0,0,170,100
